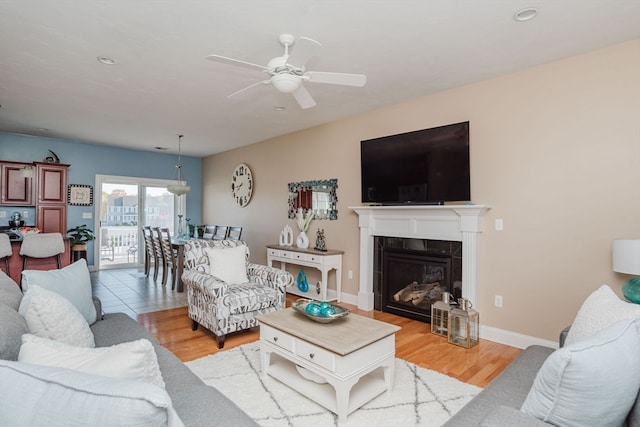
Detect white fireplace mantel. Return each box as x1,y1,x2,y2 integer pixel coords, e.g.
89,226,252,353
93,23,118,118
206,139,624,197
350,205,490,311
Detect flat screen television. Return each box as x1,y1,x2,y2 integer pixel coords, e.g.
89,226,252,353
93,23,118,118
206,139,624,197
361,121,470,205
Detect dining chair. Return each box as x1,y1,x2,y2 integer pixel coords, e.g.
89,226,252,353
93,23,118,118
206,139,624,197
150,227,164,282
227,226,243,240
159,228,178,290
19,233,65,270
212,226,229,240
202,225,216,240
142,226,157,278
0,234,12,276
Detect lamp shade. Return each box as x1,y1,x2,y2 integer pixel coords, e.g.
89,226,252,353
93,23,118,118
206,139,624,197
613,239,640,275
20,166,34,178
167,183,190,196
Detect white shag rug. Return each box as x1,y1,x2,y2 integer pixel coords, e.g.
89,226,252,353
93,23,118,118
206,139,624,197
185,342,481,427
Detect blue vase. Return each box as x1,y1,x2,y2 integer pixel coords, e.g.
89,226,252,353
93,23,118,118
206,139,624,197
622,277,640,304
297,269,309,292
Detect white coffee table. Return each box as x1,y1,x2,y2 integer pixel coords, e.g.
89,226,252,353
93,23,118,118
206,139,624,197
257,308,400,423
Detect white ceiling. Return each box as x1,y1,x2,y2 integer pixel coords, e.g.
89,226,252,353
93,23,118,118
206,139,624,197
1,1,639,157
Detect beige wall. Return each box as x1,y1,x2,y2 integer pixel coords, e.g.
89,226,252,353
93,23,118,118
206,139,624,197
203,39,640,343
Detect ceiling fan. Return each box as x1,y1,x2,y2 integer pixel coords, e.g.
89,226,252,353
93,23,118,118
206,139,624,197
206,34,367,109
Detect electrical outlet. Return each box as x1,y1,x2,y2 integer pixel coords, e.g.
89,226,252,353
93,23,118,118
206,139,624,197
495,219,504,231
494,295,503,308
23,211,29,218
0,211,6,218
348,270,353,279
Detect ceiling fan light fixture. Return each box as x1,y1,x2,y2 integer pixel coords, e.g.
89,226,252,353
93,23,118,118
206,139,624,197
271,73,301,93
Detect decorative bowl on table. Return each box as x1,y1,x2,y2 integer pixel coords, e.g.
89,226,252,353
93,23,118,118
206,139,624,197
291,298,349,324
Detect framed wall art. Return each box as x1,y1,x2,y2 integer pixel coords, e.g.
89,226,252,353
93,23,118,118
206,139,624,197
68,184,93,206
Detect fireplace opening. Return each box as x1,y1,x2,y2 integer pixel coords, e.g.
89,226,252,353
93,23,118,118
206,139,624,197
374,237,463,323
383,249,451,322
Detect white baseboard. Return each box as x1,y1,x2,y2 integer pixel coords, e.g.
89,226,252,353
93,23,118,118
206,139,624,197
479,324,558,350
337,292,358,307
338,292,558,350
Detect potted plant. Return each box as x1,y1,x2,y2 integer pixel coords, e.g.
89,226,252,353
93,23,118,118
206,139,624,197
66,224,95,252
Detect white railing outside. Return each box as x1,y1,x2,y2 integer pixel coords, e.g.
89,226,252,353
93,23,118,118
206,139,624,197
100,226,139,264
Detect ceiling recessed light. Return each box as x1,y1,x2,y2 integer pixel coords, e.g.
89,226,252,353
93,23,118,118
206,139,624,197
514,7,537,22
97,56,117,65
273,106,286,111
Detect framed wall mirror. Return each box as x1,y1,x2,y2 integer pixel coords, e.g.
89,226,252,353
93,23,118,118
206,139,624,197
288,179,338,220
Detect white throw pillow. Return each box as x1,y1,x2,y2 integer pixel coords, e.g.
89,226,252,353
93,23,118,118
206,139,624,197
564,284,640,346
21,258,97,325
0,360,184,427
205,245,249,284
18,285,95,348
19,334,165,389
521,318,640,427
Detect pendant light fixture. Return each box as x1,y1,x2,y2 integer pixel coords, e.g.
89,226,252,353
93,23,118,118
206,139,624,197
167,134,191,196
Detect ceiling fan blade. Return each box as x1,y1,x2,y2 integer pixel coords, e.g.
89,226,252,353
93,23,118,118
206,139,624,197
305,71,367,87
206,54,267,72
286,37,321,68
227,80,270,98
291,84,317,109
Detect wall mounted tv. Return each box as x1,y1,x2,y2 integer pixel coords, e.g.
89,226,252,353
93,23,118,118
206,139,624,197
361,121,470,205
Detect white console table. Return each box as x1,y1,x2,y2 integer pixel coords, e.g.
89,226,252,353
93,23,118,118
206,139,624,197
266,245,343,302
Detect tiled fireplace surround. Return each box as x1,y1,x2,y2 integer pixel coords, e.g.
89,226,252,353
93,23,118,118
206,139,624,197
373,237,463,320
350,205,490,312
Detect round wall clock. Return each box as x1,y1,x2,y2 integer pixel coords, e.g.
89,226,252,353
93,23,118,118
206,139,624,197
231,163,253,207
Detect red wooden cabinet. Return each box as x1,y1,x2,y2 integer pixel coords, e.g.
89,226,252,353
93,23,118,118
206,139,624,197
1,161,34,206
36,162,68,204
35,162,69,234
37,205,67,234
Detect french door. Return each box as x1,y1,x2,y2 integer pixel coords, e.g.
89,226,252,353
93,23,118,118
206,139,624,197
95,175,184,270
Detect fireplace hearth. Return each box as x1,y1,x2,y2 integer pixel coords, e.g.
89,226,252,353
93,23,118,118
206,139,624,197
374,237,462,323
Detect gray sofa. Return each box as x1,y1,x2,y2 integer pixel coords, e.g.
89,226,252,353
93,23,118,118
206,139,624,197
443,329,640,426
0,271,258,427
443,345,555,426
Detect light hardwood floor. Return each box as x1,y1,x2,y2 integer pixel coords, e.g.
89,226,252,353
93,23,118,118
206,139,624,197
137,296,521,388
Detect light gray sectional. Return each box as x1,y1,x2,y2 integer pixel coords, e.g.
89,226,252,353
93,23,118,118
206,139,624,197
0,271,258,427
444,326,640,427
443,345,554,426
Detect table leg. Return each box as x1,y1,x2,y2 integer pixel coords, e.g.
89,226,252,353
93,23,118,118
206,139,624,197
176,244,184,292
320,268,329,301
260,342,272,379
383,356,395,395
330,377,358,423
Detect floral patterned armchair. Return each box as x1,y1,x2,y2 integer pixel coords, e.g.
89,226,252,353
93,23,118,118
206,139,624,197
182,239,293,348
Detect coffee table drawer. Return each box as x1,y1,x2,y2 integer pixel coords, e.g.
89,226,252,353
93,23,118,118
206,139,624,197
261,324,295,352
296,340,335,371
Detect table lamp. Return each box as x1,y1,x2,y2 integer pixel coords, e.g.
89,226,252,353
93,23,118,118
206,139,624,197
613,239,640,303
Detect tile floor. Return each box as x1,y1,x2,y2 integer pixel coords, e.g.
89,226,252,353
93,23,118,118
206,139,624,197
90,267,188,319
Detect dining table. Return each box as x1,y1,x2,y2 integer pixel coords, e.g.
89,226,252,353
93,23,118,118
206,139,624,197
171,239,186,292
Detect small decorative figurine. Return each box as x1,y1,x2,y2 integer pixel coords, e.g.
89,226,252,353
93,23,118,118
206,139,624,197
314,228,327,252
279,224,294,246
